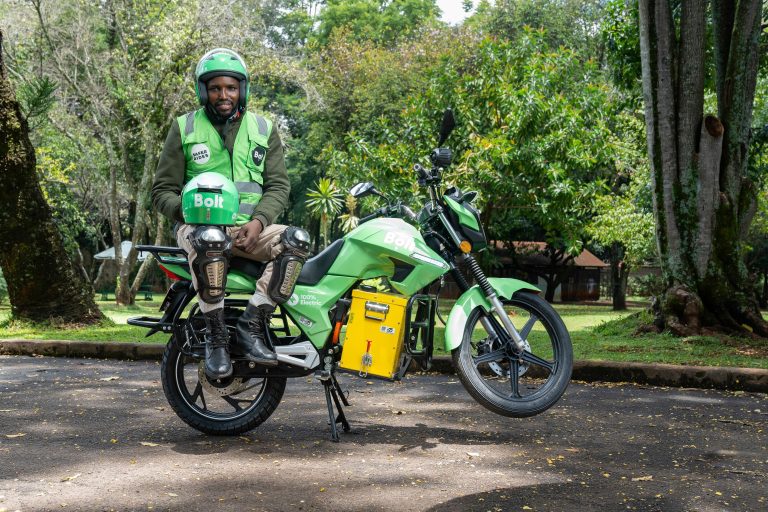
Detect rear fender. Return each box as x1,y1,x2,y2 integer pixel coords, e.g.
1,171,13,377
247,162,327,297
444,278,539,352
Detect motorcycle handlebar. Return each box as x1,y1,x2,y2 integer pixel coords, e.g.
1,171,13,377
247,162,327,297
400,204,417,222
359,203,418,224
359,208,384,223
414,163,429,181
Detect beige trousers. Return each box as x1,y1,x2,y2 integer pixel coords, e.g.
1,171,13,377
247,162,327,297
176,223,288,313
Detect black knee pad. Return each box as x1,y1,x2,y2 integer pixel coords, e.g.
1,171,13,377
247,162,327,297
268,227,311,304
189,226,232,303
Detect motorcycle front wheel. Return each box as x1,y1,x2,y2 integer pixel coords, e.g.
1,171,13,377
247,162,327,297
160,336,286,435
452,291,572,418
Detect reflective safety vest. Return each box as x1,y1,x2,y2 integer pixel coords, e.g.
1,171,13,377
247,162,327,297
177,109,272,226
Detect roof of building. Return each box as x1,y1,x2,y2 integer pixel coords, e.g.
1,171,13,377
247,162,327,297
493,241,608,268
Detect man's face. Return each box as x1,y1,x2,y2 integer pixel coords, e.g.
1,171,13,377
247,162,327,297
206,76,240,117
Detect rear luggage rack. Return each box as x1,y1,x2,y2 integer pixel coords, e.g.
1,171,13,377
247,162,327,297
127,316,174,333
135,245,188,265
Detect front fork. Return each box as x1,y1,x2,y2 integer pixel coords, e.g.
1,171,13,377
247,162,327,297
454,254,527,352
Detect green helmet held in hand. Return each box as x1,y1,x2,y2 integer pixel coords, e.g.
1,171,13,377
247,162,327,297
194,48,249,109
181,172,239,225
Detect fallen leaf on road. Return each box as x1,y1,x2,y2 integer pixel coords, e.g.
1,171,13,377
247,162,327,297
466,452,480,458
60,473,81,482
632,476,653,482
4,433,26,438
140,442,159,447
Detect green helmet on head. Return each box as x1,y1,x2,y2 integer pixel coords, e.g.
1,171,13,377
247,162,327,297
181,172,239,226
194,48,249,109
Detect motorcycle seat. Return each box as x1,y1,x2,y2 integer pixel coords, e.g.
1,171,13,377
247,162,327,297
229,257,267,280
297,239,345,286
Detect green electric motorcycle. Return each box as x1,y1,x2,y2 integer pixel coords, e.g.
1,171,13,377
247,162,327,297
129,109,573,441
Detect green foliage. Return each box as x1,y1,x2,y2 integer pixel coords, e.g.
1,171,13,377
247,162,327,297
600,0,641,92
324,30,623,254
471,0,606,57
627,273,666,298
306,177,344,247
35,146,100,255
588,174,655,269
17,76,57,129
339,195,360,233
257,0,318,50
313,0,440,46
745,184,768,294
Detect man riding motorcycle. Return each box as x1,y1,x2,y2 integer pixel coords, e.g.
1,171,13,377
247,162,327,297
151,48,310,380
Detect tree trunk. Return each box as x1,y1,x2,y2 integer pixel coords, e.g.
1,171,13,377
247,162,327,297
610,242,627,311
0,29,103,323
543,275,557,303
130,213,167,297
638,0,768,336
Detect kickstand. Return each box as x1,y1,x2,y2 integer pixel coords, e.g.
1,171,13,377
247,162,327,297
323,374,350,442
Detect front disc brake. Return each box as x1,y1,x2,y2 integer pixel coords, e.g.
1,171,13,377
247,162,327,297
478,337,531,378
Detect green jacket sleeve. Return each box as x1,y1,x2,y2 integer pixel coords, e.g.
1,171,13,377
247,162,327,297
252,125,290,228
151,121,186,223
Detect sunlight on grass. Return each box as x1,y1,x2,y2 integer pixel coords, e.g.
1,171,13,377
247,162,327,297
0,298,165,343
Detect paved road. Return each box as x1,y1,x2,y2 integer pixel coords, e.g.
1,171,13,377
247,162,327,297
0,355,766,512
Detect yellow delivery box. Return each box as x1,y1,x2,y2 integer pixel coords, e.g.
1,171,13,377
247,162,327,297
339,289,409,379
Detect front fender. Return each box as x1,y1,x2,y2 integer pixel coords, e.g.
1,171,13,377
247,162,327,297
443,278,539,352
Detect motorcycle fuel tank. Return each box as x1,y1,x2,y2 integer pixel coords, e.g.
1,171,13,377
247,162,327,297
326,218,448,296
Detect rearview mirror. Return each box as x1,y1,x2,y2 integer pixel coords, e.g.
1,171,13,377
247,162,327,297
350,182,375,198
437,108,456,146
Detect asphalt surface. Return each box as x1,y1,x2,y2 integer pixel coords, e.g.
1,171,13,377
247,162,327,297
1,355,767,512
2,340,767,392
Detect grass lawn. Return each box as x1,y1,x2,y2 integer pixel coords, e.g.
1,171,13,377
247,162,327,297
1,296,767,369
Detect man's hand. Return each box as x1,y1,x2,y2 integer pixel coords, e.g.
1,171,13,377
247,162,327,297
234,219,263,253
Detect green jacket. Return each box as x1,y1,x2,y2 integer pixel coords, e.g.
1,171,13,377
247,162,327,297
152,111,290,229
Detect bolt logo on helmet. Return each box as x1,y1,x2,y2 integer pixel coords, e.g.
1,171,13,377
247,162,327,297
195,48,249,109
181,172,240,226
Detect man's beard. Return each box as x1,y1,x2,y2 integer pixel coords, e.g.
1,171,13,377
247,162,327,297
205,103,243,123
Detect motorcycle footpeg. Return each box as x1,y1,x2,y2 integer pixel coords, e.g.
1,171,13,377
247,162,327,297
229,349,279,367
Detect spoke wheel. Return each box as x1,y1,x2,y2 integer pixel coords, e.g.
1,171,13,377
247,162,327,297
452,291,573,418
161,336,286,435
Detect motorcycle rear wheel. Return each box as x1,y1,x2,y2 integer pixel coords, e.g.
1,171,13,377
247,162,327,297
161,337,286,435
452,291,572,418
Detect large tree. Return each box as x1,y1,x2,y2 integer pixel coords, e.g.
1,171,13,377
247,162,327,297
0,29,103,323
638,0,767,335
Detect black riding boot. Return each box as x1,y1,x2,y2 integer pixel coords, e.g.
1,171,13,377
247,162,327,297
234,304,278,366
203,309,232,379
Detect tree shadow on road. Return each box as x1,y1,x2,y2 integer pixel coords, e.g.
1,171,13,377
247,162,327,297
424,482,679,512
